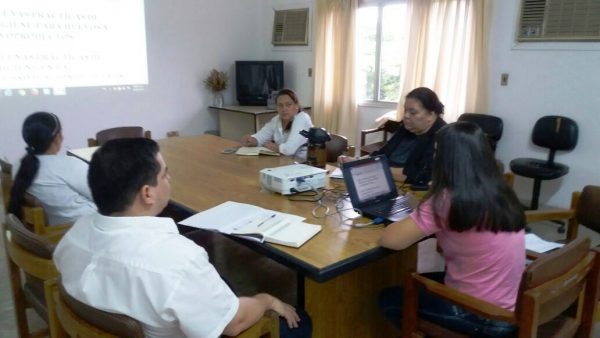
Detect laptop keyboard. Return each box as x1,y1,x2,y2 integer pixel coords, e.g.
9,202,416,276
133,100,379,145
365,197,411,215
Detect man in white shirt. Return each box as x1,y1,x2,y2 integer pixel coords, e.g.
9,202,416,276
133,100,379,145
54,138,311,338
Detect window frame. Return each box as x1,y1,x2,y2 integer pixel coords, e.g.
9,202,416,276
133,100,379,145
357,0,406,107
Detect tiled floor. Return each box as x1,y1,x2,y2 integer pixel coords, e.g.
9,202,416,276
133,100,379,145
1,193,599,337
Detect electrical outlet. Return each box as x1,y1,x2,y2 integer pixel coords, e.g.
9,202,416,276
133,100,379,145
308,68,312,77
501,73,509,86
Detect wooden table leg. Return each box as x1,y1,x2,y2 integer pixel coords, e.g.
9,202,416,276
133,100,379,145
305,246,417,338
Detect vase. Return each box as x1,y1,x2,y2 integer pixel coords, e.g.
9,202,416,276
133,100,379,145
213,92,224,108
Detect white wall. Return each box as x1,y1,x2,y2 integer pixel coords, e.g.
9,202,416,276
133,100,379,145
0,0,263,164
489,0,600,208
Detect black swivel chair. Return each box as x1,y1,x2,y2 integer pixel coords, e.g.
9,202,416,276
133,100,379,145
457,113,503,152
510,115,578,210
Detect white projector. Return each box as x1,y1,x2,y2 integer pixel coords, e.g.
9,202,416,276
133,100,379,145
260,164,327,195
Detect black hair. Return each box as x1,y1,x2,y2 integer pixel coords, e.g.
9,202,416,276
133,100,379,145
406,87,444,116
277,88,301,131
88,138,160,215
425,121,524,232
8,112,62,218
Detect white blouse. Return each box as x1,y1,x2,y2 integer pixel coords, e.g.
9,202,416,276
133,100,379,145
28,155,96,225
252,111,313,158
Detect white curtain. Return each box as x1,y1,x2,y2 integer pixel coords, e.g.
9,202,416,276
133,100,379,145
313,0,358,144
397,0,488,122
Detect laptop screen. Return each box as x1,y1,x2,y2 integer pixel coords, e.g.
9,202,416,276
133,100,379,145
342,155,398,207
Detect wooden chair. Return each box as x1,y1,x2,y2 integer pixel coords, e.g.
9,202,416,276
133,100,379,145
45,275,279,338
3,213,58,338
88,126,152,147
525,185,600,242
325,134,353,162
1,157,13,212
402,237,600,338
21,193,70,241
45,277,145,338
359,120,403,155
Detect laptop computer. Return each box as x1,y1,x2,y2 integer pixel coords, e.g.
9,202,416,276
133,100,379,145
341,155,412,222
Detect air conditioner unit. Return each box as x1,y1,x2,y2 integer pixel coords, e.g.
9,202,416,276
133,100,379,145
518,0,600,42
272,8,309,46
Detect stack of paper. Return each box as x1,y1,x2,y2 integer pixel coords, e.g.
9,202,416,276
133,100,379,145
525,233,564,253
236,147,280,156
179,201,321,248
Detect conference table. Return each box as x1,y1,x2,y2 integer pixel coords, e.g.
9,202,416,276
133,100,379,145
70,134,417,337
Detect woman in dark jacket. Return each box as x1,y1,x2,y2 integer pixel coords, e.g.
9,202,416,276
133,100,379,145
372,87,446,187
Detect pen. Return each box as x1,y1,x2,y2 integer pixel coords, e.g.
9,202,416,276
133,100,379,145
256,214,276,227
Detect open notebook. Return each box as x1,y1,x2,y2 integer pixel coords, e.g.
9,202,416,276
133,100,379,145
179,201,321,248
236,147,280,156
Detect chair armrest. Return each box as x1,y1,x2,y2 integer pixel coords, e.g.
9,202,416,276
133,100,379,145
361,127,384,135
410,273,517,323
525,209,575,223
526,250,543,260
360,127,385,148
231,310,280,338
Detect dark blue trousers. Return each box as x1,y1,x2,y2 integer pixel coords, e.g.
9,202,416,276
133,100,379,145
378,272,516,338
279,309,312,338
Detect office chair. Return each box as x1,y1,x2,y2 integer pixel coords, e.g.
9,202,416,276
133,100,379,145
402,237,600,338
4,213,58,338
88,126,152,147
526,185,600,242
360,120,403,155
510,115,578,210
457,113,503,152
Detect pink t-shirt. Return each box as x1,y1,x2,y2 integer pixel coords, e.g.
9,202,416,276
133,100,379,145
411,195,525,311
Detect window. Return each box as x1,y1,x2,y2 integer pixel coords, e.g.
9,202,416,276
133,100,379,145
356,1,407,104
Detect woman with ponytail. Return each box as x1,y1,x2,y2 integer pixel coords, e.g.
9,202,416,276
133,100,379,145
8,112,96,225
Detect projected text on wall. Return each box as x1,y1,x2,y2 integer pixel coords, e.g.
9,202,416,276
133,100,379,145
0,0,148,97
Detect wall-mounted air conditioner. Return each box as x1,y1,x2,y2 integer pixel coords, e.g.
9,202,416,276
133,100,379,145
272,8,309,46
518,0,600,42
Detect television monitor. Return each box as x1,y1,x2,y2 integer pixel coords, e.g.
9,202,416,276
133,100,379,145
236,61,284,106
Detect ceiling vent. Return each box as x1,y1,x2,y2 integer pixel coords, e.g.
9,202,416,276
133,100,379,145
518,0,600,41
272,8,309,46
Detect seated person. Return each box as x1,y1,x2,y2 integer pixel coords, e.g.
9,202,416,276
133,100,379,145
378,122,525,337
54,138,311,338
8,112,96,225
341,87,446,187
240,88,313,159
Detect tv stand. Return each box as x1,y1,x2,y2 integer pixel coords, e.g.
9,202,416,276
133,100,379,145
210,105,311,141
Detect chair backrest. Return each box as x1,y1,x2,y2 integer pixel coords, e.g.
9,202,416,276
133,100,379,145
1,157,13,212
326,134,349,162
4,214,58,337
576,185,600,233
89,127,151,147
382,120,403,134
21,192,50,235
458,113,503,151
46,276,145,338
5,213,56,268
46,276,277,338
532,115,578,151
516,237,596,335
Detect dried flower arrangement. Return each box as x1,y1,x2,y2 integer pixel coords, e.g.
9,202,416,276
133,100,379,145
203,69,228,92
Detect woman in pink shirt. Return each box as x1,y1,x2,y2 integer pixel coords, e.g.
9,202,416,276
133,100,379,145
378,122,525,337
